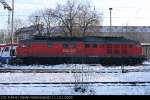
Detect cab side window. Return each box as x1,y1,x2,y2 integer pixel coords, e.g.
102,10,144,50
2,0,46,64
63,44,69,48
71,44,76,48
10,49,16,56
48,43,53,48
4,47,9,52
93,44,98,48
85,44,90,48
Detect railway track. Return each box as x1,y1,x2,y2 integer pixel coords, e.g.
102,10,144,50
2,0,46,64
0,63,149,73
0,68,150,73
0,82,150,86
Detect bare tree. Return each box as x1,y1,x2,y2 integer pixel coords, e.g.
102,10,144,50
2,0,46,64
52,0,101,37
77,2,101,36
13,18,28,42
52,0,82,37
42,8,59,36
14,18,27,32
28,11,46,35
28,0,101,37
29,9,58,36
0,29,6,43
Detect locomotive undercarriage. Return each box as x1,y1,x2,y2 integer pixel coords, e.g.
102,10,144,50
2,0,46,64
12,56,146,66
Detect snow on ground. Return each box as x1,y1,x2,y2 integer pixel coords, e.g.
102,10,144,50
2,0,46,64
0,72,150,83
0,84,150,95
1,61,150,70
0,61,150,95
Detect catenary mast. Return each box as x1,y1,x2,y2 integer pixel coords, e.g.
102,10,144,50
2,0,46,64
0,0,14,63
0,0,14,44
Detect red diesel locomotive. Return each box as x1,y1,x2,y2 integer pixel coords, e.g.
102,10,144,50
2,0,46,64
14,36,146,65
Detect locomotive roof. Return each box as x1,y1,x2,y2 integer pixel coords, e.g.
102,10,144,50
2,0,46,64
19,36,139,44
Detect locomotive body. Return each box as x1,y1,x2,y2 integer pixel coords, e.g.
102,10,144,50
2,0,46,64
14,36,146,65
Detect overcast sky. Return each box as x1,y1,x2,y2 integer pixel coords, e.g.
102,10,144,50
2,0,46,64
0,0,150,30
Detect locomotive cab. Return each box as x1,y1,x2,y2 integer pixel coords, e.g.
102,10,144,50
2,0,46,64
0,44,17,64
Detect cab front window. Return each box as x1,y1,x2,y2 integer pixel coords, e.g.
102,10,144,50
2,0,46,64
4,47,9,52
